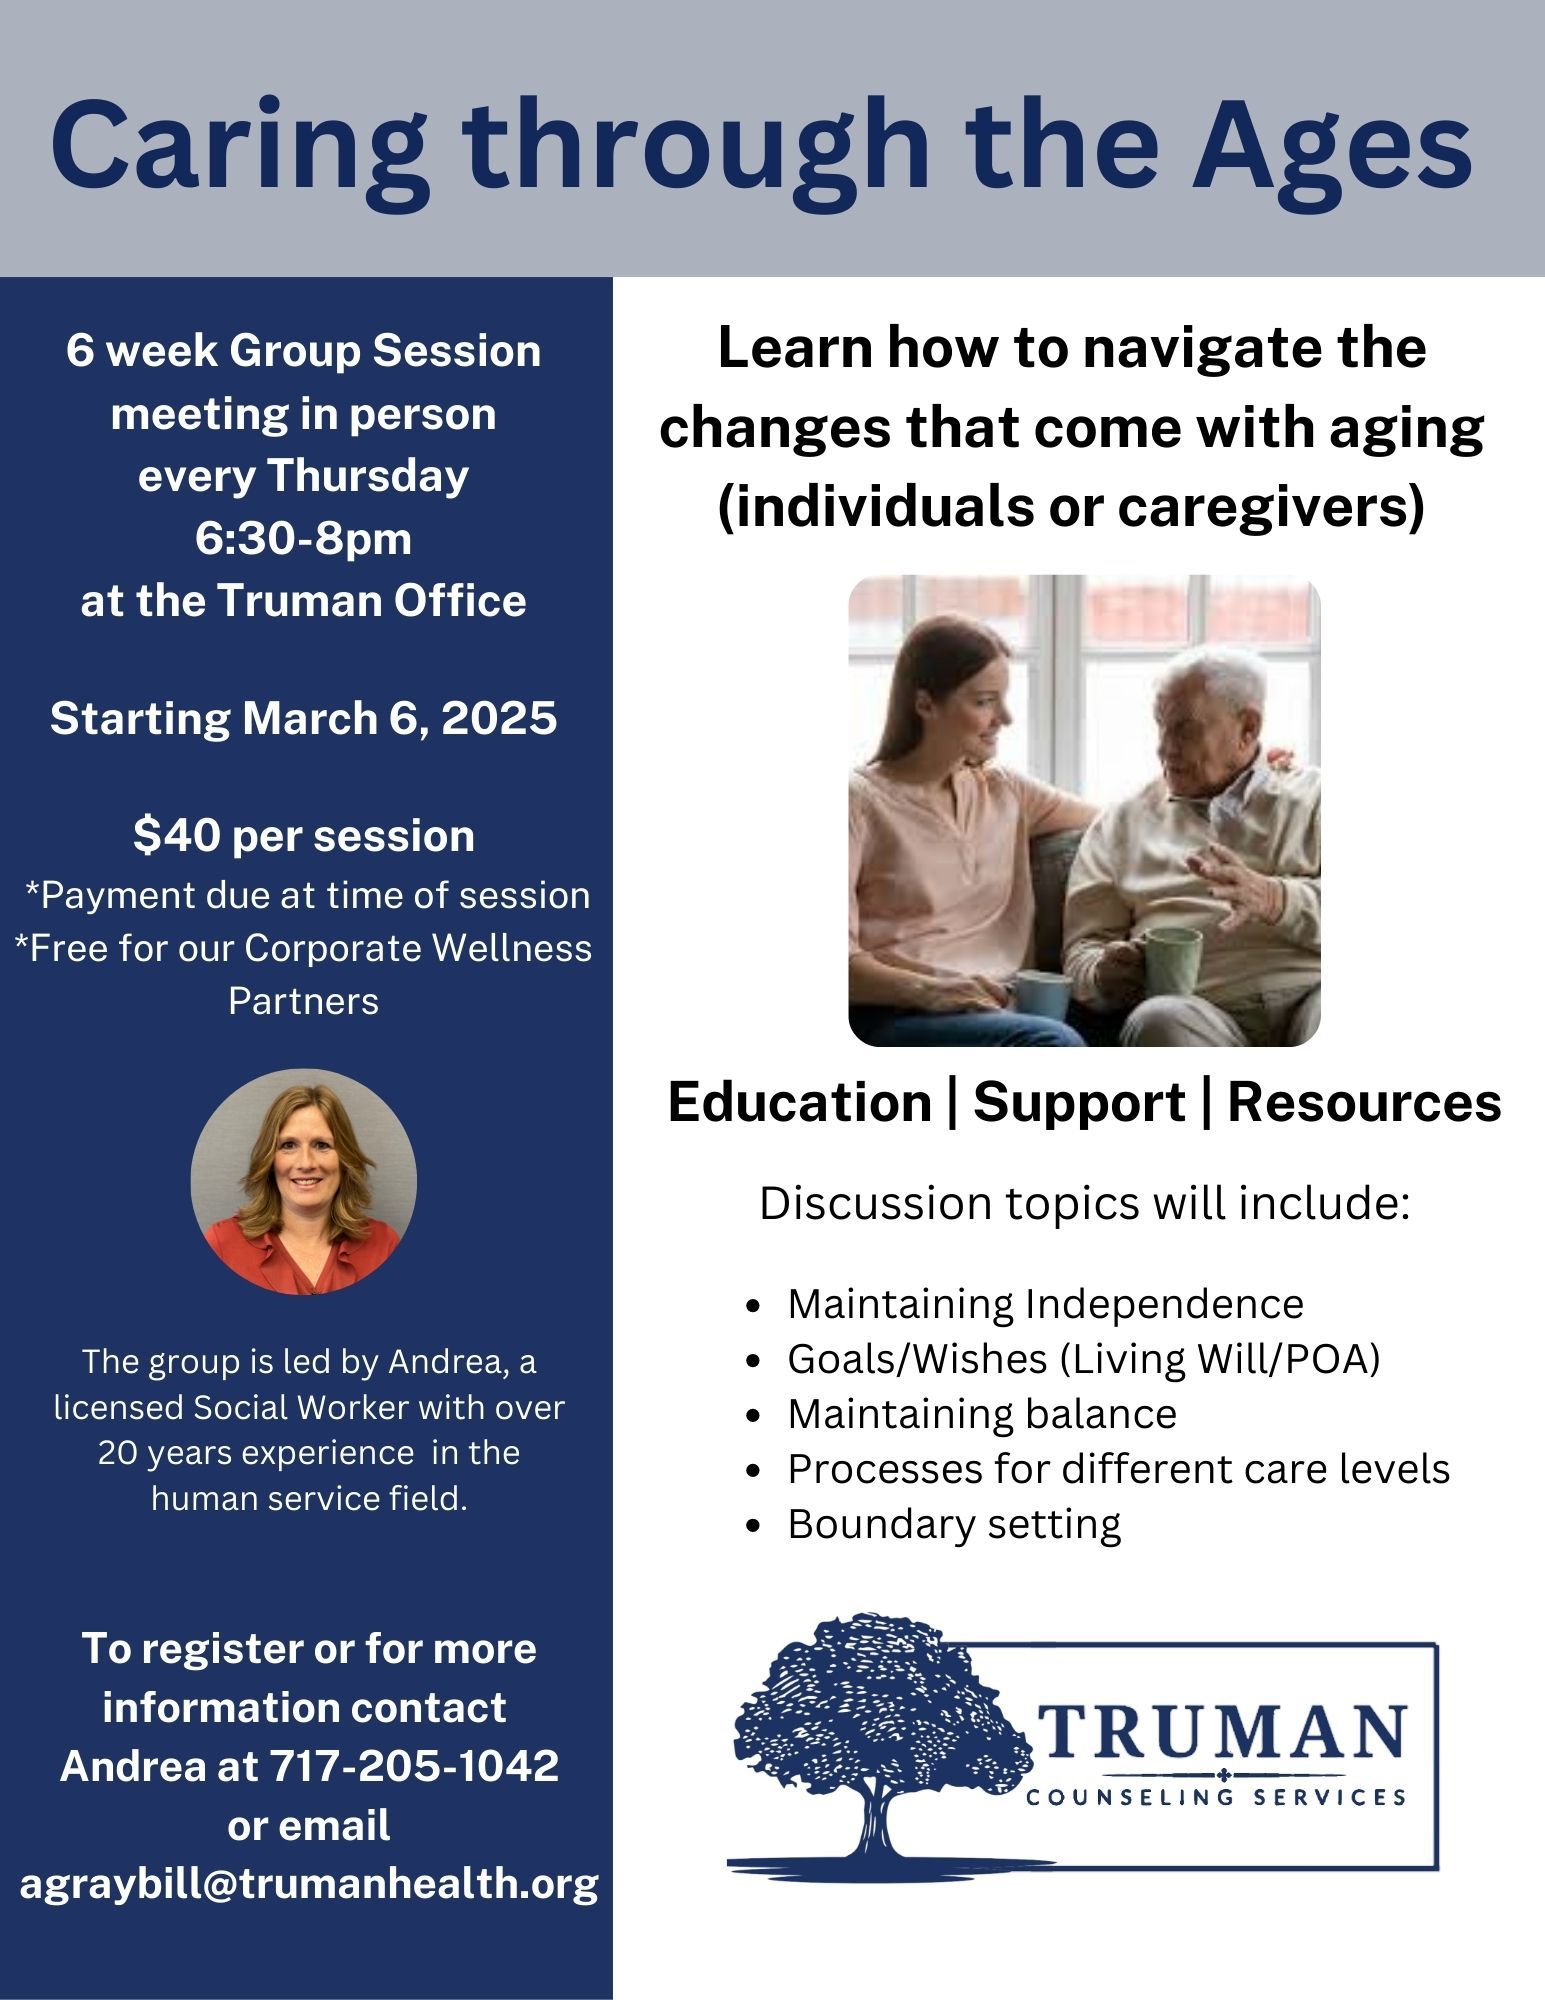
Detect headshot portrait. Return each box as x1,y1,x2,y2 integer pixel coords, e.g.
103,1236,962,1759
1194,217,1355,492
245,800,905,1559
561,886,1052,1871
192,1070,416,1295
848,576,1321,1049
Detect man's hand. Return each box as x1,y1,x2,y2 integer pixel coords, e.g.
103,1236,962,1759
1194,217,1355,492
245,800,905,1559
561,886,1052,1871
1093,940,1146,1007
913,971,1012,1014
1186,842,1285,932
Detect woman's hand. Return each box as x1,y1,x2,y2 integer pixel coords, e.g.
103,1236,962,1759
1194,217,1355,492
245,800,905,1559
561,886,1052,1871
850,949,1010,1013
912,970,1012,1014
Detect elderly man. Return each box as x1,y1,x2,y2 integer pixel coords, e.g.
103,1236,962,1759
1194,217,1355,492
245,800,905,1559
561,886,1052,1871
1063,646,1320,1046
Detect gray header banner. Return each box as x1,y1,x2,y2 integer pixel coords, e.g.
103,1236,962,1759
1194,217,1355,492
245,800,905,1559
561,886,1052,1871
4,0,1538,275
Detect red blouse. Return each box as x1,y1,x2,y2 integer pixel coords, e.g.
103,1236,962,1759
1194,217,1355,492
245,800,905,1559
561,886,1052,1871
204,1217,401,1295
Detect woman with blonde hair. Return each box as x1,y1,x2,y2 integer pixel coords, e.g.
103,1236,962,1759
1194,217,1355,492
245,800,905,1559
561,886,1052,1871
850,613,1097,1047
204,1084,400,1294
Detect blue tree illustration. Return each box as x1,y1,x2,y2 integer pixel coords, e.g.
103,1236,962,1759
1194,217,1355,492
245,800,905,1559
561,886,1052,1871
734,1612,1034,1865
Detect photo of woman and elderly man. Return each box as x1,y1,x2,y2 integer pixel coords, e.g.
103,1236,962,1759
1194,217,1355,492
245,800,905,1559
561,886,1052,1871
848,576,1320,1050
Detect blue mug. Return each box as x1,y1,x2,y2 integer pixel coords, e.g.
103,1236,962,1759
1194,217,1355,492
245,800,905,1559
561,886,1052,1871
1013,971,1072,1022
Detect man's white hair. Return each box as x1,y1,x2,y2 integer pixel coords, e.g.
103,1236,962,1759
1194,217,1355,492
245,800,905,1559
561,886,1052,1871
1158,644,1267,717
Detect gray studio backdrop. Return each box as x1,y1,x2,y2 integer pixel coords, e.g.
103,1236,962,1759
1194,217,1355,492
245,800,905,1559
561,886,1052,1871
190,1068,418,1238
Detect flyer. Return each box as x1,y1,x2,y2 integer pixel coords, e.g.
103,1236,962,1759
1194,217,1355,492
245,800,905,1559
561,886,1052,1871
4,4,1540,1996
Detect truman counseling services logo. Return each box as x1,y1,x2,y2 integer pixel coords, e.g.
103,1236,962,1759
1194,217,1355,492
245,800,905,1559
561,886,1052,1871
728,1614,1437,1883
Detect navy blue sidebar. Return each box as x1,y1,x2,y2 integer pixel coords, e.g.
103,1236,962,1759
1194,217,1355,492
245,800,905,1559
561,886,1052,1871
1,280,612,2000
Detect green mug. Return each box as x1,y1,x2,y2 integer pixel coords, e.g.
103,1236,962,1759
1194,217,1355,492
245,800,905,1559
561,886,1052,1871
1143,926,1203,998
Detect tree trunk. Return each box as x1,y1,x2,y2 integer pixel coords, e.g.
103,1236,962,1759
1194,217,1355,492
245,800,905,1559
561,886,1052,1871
851,1785,901,1859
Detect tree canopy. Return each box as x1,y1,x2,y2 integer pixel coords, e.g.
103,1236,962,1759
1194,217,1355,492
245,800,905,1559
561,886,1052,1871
734,1612,1034,1856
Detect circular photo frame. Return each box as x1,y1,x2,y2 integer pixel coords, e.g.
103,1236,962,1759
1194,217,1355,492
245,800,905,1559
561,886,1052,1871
191,1069,416,1296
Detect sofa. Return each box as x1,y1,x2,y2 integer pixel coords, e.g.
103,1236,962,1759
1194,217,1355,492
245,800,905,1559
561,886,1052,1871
1029,828,1124,1044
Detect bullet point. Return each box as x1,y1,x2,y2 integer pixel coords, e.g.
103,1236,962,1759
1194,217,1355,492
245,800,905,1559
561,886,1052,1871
746,1519,760,1532
745,1408,760,1421
746,1464,760,1477
745,1298,760,1312
745,1354,759,1367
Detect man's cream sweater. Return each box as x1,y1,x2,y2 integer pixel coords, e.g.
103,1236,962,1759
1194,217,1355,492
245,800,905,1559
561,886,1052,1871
1063,763,1321,1009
